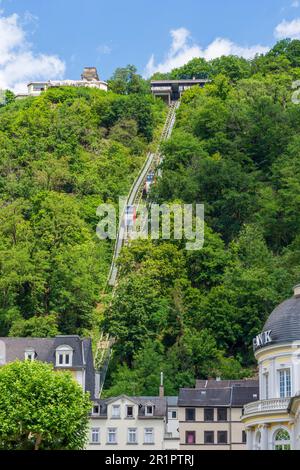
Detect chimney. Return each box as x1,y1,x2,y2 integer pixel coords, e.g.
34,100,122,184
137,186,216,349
159,372,164,398
81,67,99,82
294,285,300,298
94,372,100,398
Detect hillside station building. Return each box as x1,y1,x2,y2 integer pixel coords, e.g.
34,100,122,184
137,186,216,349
151,78,209,104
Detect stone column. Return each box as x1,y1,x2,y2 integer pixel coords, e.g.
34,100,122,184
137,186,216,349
261,425,269,450
246,428,254,450
270,358,276,398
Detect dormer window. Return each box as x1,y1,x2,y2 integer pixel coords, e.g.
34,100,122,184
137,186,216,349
145,405,154,416
25,349,35,362
55,345,73,367
126,406,134,418
112,405,121,419
92,404,100,416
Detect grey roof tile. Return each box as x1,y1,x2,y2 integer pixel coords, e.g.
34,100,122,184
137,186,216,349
262,295,300,346
195,379,258,389
179,381,259,408
178,388,232,407
93,396,167,418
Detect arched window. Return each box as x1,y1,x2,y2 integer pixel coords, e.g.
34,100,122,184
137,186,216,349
255,431,261,450
273,429,291,451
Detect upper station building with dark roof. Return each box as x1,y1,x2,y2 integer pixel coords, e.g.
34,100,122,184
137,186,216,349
151,78,209,104
242,285,300,450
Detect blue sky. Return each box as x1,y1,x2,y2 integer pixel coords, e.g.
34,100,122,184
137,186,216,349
1,0,300,92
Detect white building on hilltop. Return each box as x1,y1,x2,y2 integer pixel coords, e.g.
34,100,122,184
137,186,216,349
26,67,108,97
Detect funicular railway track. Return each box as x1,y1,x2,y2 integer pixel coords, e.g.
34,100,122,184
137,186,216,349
108,100,179,288
97,101,180,395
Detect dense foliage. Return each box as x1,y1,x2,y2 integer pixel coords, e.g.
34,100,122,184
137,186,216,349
2,40,300,397
0,361,91,450
0,86,164,336
103,40,300,396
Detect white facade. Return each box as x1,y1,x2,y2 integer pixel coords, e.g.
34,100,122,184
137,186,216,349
27,79,108,97
243,341,300,450
242,285,300,450
87,396,179,450
167,406,179,439
27,82,48,96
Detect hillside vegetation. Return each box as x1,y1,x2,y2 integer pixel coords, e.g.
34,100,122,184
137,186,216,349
103,40,300,396
1,41,300,396
0,85,165,337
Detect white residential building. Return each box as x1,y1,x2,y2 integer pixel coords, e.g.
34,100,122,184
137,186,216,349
87,395,180,450
0,335,97,396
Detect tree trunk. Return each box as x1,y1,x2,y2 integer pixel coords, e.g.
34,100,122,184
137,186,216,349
34,434,42,451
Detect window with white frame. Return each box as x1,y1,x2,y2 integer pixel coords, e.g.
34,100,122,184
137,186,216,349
91,428,100,444
145,405,153,416
128,428,137,444
126,405,134,418
55,345,73,367
144,428,154,444
92,404,100,415
168,409,177,420
111,405,121,418
273,429,291,450
279,369,291,398
107,428,117,444
24,349,35,361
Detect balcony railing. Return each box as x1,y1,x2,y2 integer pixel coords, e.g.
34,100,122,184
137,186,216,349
151,87,172,93
244,398,290,416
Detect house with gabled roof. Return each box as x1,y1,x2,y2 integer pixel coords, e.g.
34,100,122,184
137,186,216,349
0,335,97,397
87,393,180,450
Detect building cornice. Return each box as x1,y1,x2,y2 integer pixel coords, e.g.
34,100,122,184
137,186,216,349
255,342,300,360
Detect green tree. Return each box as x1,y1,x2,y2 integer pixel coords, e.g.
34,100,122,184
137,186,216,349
103,274,170,364
108,65,149,95
0,361,91,450
210,56,251,81
9,315,59,338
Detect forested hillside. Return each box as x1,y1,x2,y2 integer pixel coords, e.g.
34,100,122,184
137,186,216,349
103,40,300,396
2,40,300,397
0,85,165,337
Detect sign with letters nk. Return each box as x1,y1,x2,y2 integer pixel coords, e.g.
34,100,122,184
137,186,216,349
253,330,272,350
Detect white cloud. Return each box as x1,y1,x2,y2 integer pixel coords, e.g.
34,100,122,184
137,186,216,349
292,1,300,8
97,44,112,55
274,18,300,39
203,38,269,60
0,12,65,93
144,28,269,77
